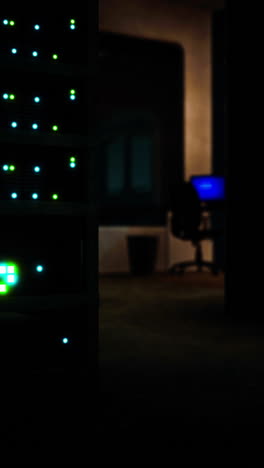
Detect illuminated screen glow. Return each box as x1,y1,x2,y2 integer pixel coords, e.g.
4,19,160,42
191,175,225,202
0,262,19,294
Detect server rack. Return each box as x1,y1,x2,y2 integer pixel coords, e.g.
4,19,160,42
0,8,98,373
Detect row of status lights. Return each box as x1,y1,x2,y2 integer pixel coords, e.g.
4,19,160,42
2,90,77,101
8,48,61,60
7,122,61,131
2,158,77,171
6,192,60,200
0,263,44,294
2,19,77,30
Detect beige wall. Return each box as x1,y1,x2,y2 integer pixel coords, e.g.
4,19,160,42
99,0,213,178
99,0,213,272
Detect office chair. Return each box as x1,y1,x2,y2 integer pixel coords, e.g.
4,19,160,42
168,181,221,275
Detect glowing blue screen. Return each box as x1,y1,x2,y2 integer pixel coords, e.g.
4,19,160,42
191,175,225,201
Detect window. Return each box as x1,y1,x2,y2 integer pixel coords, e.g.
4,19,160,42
106,136,125,195
131,136,152,193
105,133,154,199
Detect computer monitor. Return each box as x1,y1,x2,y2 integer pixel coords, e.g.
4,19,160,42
190,175,225,203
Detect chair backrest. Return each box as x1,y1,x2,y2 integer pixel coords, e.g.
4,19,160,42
169,182,201,239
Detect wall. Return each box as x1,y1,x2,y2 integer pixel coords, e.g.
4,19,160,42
99,0,213,273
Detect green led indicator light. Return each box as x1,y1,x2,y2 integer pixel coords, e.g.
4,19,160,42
9,94,15,100
52,125,59,132
70,89,76,94
7,275,15,283
9,20,15,26
52,194,59,200
0,285,7,293
9,165,15,171
52,54,58,60
70,157,76,162
0,262,19,294
70,19,76,24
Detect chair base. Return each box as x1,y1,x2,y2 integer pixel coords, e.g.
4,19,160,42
168,260,220,275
